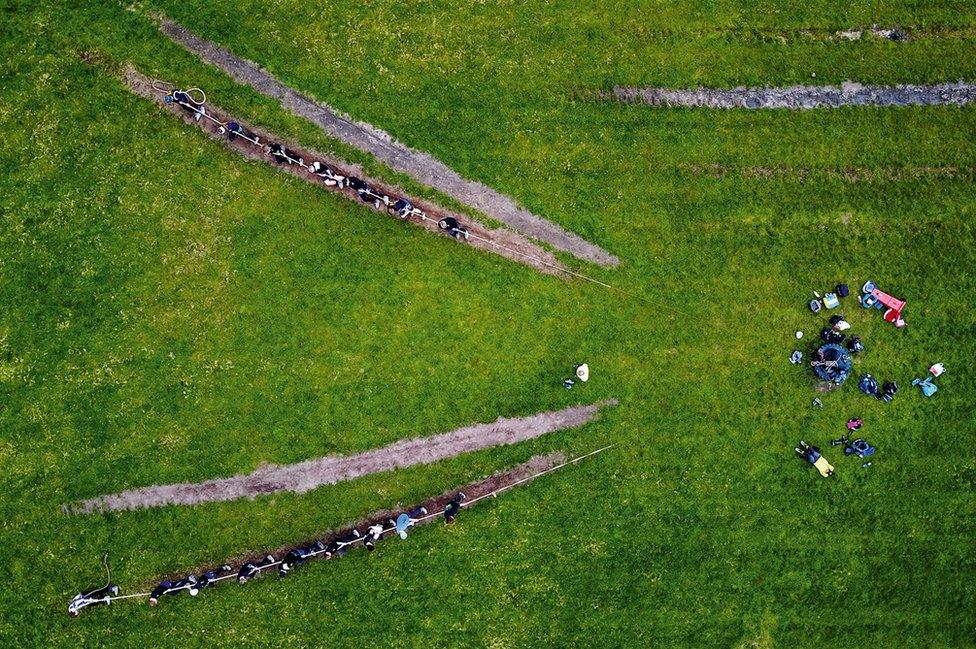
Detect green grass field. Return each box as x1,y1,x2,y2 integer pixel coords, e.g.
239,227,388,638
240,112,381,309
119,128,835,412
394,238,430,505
2,0,974,646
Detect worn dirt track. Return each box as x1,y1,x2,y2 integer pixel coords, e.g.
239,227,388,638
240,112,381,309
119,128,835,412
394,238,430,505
606,81,976,109
117,65,563,274
155,15,619,267
68,400,617,514
678,162,976,182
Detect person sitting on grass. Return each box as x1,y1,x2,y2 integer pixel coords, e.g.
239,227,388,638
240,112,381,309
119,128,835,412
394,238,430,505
438,217,470,241
444,492,466,524
237,555,276,585
68,583,119,617
395,507,429,539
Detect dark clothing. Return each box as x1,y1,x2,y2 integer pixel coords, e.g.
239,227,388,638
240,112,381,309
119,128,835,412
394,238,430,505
820,328,845,344
279,548,312,577
438,217,468,240
357,184,374,200
347,177,367,191
196,566,229,590
269,144,302,165
444,498,463,523
68,584,118,617
324,540,342,558
238,555,275,584
227,122,259,145
149,580,173,602
391,198,414,218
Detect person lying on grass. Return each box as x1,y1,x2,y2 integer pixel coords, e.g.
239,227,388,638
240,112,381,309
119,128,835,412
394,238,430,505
172,90,206,121
323,529,362,558
364,523,385,552
68,583,119,617
149,575,198,606
395,507,428,539
196,565,232,590
225,121,260,146
279,542,323,577
237,555,276,585
268,143,304,166
309,161,347,188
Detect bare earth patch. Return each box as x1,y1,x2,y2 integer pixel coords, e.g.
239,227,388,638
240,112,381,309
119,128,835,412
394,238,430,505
117,65,564,275
154,15,619,267
678,162,974,182
67,400,617,514
604,81,976,109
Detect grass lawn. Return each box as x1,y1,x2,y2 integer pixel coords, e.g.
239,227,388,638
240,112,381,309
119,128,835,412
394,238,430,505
1,0,974,646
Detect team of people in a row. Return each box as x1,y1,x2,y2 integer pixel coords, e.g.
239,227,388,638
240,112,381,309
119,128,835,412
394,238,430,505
69,493,466,616
168,89,470,241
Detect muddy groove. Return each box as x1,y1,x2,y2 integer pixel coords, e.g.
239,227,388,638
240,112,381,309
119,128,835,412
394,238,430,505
629,24,976,43
678,162,976,182
67,399,617,514
603,81,976,109
117,65,564,275
154,14,619,267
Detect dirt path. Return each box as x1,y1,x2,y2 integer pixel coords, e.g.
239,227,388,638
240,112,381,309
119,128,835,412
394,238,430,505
67,400,617,514
116,65,564,275
154,15,619,268
678,162,975,182
605,81,976,109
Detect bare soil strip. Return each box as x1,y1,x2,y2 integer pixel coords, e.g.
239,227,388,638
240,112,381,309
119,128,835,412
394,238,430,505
678,162,976,182
632,25,976,43
605,81,976,109
155,15,619,267
116,65,563,275
153,452,566,585
68,400,617,514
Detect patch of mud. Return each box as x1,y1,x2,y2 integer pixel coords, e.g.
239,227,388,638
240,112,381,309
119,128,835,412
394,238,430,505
118,65,562,275
605,81,976,109
154,451,569,584
154,15,619,267
68,399,617,514
678,162,974,182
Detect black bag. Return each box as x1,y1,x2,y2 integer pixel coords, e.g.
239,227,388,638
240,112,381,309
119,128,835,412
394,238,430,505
836,284,850,298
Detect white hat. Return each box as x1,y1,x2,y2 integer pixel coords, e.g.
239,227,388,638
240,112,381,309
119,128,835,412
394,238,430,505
575,364,589,382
